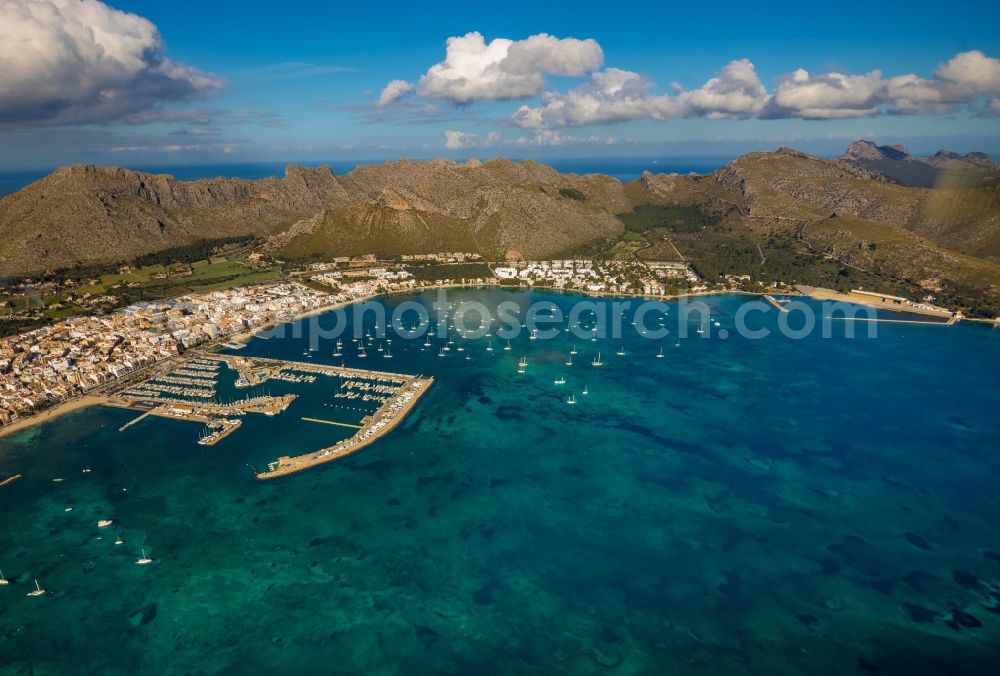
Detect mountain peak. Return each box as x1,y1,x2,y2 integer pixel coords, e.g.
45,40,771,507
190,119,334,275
841,140,911,162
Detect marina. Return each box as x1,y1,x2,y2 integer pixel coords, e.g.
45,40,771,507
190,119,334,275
100,351,431,464
256,375,433,480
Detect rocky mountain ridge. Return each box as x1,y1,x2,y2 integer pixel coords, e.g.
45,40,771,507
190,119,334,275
837,140,1000,187
1,144,997,315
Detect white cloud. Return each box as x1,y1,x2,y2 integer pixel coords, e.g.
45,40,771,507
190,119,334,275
509,61,767,128
443,130,500,149
377,79,415,107
509,50,1000,127
510,68,678,128
501,33,604,77
0,0,221,125
415,32,602,104
763,69,885,119
935,50,1000,93
512,130,610,146
676,59,768,119
886,50,1000,114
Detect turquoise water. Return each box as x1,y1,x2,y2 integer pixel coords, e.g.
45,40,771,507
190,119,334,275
2,289,1000,674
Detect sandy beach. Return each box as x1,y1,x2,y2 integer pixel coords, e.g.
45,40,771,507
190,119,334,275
0,395,109,439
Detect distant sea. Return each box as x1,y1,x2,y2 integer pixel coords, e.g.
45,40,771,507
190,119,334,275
2,289,1000,673
0,158,726,198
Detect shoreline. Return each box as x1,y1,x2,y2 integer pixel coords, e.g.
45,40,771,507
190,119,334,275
0,395,109,439
2,281,983,439
255,376,434,480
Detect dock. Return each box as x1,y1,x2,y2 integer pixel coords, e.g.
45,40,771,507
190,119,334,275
118,409,155,432
1,474,22,489
826,315,958,326
301,417,363,429
198,351,410,389
103,351,430,466
256,376,433,480
796,285,955,319
763,294,789,313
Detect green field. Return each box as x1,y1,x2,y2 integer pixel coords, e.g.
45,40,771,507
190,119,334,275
1,256,287,337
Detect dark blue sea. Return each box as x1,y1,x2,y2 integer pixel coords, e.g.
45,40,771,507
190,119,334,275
2,290,999,674
0,158,725,198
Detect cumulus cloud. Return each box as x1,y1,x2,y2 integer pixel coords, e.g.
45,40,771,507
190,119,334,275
676,59,768,119
378,79,415,107
886,50,1000,114
512,130,611,147
507,50,1000,127
936,50,1000,93
510,68,678,128
0,0,221,125
762,69,885,119
510,60,766,128
414,32,602,104
443,129,500,149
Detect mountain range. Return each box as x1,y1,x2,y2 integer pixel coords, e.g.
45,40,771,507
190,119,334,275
836,140,1000,187
1,142,998,315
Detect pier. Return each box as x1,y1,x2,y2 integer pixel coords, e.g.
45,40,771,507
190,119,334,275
103,352,430,466
255,376,433,480
763,294,789,313
796,285,955,319
302,417,363,429
199,351,410,389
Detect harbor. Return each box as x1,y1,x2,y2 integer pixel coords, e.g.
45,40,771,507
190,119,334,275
100,351,431,470
796,285,956,320
255,375,433,480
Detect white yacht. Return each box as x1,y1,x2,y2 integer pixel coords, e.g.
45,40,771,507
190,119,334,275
0,568,8,585
591,352,603,367
136,548,153,565
27,579,45,597
657,347,664,358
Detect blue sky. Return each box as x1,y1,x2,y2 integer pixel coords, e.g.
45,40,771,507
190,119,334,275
1,0,999,169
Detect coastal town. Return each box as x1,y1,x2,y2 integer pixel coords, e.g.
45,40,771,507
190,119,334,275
0,283,328,427
0,253,707,428
1,250,967,431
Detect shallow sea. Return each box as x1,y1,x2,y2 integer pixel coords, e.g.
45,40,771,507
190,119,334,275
2,289,1000,674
